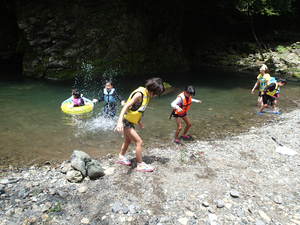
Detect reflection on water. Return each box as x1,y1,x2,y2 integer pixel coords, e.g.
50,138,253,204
1,67,300,168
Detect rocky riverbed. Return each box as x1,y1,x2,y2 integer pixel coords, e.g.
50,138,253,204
1,107,300,225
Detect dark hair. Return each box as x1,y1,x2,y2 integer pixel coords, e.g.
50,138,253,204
72,88,81,99
145,77,165,97
184,85,195,95
105,80,113,85
278,78,287,84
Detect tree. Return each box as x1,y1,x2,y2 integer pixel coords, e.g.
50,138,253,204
235,0,295,60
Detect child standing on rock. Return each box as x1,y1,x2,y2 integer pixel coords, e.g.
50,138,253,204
114,77,165,172
170,85,202,144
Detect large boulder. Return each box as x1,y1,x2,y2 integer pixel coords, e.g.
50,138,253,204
70,150,91,163
86,159,104,179
71,158,86,177
66,171,83,183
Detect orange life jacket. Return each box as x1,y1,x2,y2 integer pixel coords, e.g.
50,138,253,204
174,92,191,115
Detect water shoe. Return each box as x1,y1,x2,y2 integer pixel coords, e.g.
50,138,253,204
136,162,154,172
116,158,131,166
174,139,180,144
273,111,281,114
257,112,262,115
181,135,191,139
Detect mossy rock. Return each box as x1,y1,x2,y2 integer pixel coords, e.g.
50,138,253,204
163,82,172,89
292,72,300,79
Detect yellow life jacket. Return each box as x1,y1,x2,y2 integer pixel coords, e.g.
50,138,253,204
124,87,149,124
266,83,279,97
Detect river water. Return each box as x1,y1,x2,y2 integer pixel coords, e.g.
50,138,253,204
1,67,299,168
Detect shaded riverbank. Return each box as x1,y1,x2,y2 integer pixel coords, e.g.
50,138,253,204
1,105,300,224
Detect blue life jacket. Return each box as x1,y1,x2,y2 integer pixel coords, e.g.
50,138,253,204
104,88,116,103
270,77,276,83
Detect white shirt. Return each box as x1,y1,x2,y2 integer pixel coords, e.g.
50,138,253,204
171,96,199,109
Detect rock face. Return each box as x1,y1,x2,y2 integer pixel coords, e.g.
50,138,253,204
235,42,300,79
12,0,188,79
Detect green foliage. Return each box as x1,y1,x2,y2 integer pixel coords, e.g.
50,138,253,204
163,82,172,88
235,0,295,16
276,45,286,53
179,149,186,166
47,201,62,214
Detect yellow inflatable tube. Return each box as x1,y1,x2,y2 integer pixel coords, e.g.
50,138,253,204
61,97,94,114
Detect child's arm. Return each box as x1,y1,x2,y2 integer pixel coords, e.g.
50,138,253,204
171,96,183,112
114,92,142,134
191,98,202,104
92,92,104,103
113,90,125,105
262,83,276,95
67,102,74,109
251,80,259,94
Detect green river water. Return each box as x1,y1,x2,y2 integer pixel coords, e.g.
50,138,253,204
1,67,299,168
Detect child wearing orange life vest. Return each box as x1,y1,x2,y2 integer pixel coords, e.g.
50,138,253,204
171,86,202,143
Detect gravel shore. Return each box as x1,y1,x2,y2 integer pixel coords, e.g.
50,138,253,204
1,107,300,225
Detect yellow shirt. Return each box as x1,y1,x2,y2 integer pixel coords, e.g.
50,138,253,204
257,73,271,92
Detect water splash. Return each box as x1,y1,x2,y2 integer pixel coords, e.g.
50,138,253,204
74,62,124,100
76,112,118,135
73,61,100,98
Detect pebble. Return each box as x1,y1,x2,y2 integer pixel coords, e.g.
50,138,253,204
81,218,90,224
104,167,115,175
112,203,122,214
178,217,188,225
290,219,300,224
230,189,240,198
258,210,271,222
216,200,225,208
274,195,282,204
202,201,209,207
77,186,87,193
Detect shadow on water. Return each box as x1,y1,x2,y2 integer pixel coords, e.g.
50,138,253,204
1,67,300,168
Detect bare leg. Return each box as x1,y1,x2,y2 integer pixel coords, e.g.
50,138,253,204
119,129,132,159
258,96,263,108
272,100,278,112
122,127,143,164
181,115,192,136
259,104,268,113
174,117,182,140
